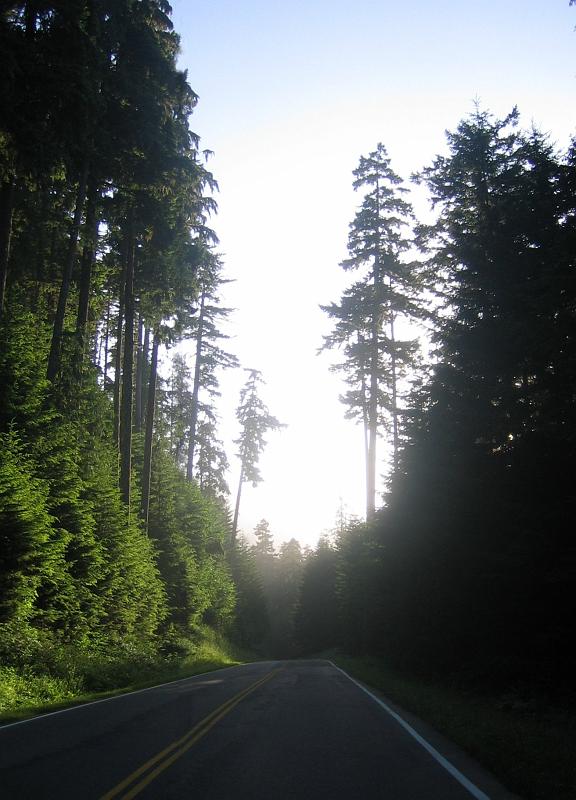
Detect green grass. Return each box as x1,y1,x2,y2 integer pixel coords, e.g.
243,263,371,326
0,627,250,725
331,653,576,800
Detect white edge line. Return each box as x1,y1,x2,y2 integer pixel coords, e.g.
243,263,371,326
0,661,265,732
328,661,491,800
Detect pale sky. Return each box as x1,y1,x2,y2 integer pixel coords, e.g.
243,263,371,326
169,0,575,548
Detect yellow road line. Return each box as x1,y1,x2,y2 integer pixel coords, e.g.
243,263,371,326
99,669,281,800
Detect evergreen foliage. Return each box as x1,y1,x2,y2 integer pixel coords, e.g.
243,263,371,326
295,537,339,653
1,1,575,746
303,108,576,698
232,369,284,538
0,2,246,696
227,536,269,651
322,144,424,517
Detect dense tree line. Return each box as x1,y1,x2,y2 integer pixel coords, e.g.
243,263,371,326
2,3,574,708
231,519,306,657
0,1,272,677
310,107,576,692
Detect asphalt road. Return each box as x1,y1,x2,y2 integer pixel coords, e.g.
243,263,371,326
0,659,517,799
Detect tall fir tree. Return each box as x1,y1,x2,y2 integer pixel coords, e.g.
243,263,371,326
232,370,283,539
322,144,422,517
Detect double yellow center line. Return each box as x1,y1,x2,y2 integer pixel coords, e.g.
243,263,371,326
99,668,281,800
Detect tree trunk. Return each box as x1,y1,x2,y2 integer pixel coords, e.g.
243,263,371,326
135,315,144,432
102,293,111,383
232,464,244,541
74,178,99,369
141,330,159,528
366,182,382,519
358,332,370,504
367,276,380,520
141,325,150,428
0,179,15,322
367,369,378,519
47,163,89,381
186,287,206,481
389,279,399,475
113,289,124,450
119,213,135,509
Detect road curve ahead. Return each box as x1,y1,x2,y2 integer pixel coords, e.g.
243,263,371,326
0,659,516,799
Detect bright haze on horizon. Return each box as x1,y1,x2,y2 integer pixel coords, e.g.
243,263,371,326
169,0,575,549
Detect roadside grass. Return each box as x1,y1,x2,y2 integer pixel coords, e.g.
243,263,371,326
331,653,576,800
0,627,250,725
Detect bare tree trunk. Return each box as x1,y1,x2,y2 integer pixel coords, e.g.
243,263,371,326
119,213,135,509
47,163,89,381
186,287,206,481
231,464,244,541
113,290,124,450
367,272,380,520
367,351,378,519
0,179,15,321
134,315,144,432
30,185,51,312
74,178,98,370
141,330,159,528
141,325,150,427
102,293,111,383
366,183,382,519
389,279,399,475
358,332,370,506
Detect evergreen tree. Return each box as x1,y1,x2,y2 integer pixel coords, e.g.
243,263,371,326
185,253,239,482
228,536,269,650
322,144,422,518
341,108,576,687
252,518,275,558
295,537,339,654
194,413,230,499
167,352,194,469
0,430,55,625
0,1,243,677
250,518,276,622
267,538,304,656
231,369,284,539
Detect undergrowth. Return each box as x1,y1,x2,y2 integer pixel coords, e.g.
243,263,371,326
0,624,249,723
333,653,576,800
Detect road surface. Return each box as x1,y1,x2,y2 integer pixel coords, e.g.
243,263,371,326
0,659,517,799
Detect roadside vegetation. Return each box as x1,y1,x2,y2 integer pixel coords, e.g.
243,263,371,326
0,2,273,730
0,625,247,724
331,655,576,800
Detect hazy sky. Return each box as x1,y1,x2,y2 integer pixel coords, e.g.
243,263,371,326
169,0,575,548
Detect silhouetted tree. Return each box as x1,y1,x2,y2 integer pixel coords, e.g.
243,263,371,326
231,369,283,539
322,144,422,517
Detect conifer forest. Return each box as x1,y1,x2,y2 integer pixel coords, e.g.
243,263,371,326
0,5,575,791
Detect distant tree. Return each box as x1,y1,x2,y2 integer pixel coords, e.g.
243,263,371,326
231,370,284,539
194,413,230,499
185,253,239,481
267,538,304,656
165,347,231,499
322,144,422,518
250,519,276,611
167,353,194,469
295,537,339,654
252,518,275,558
228,536,269,650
